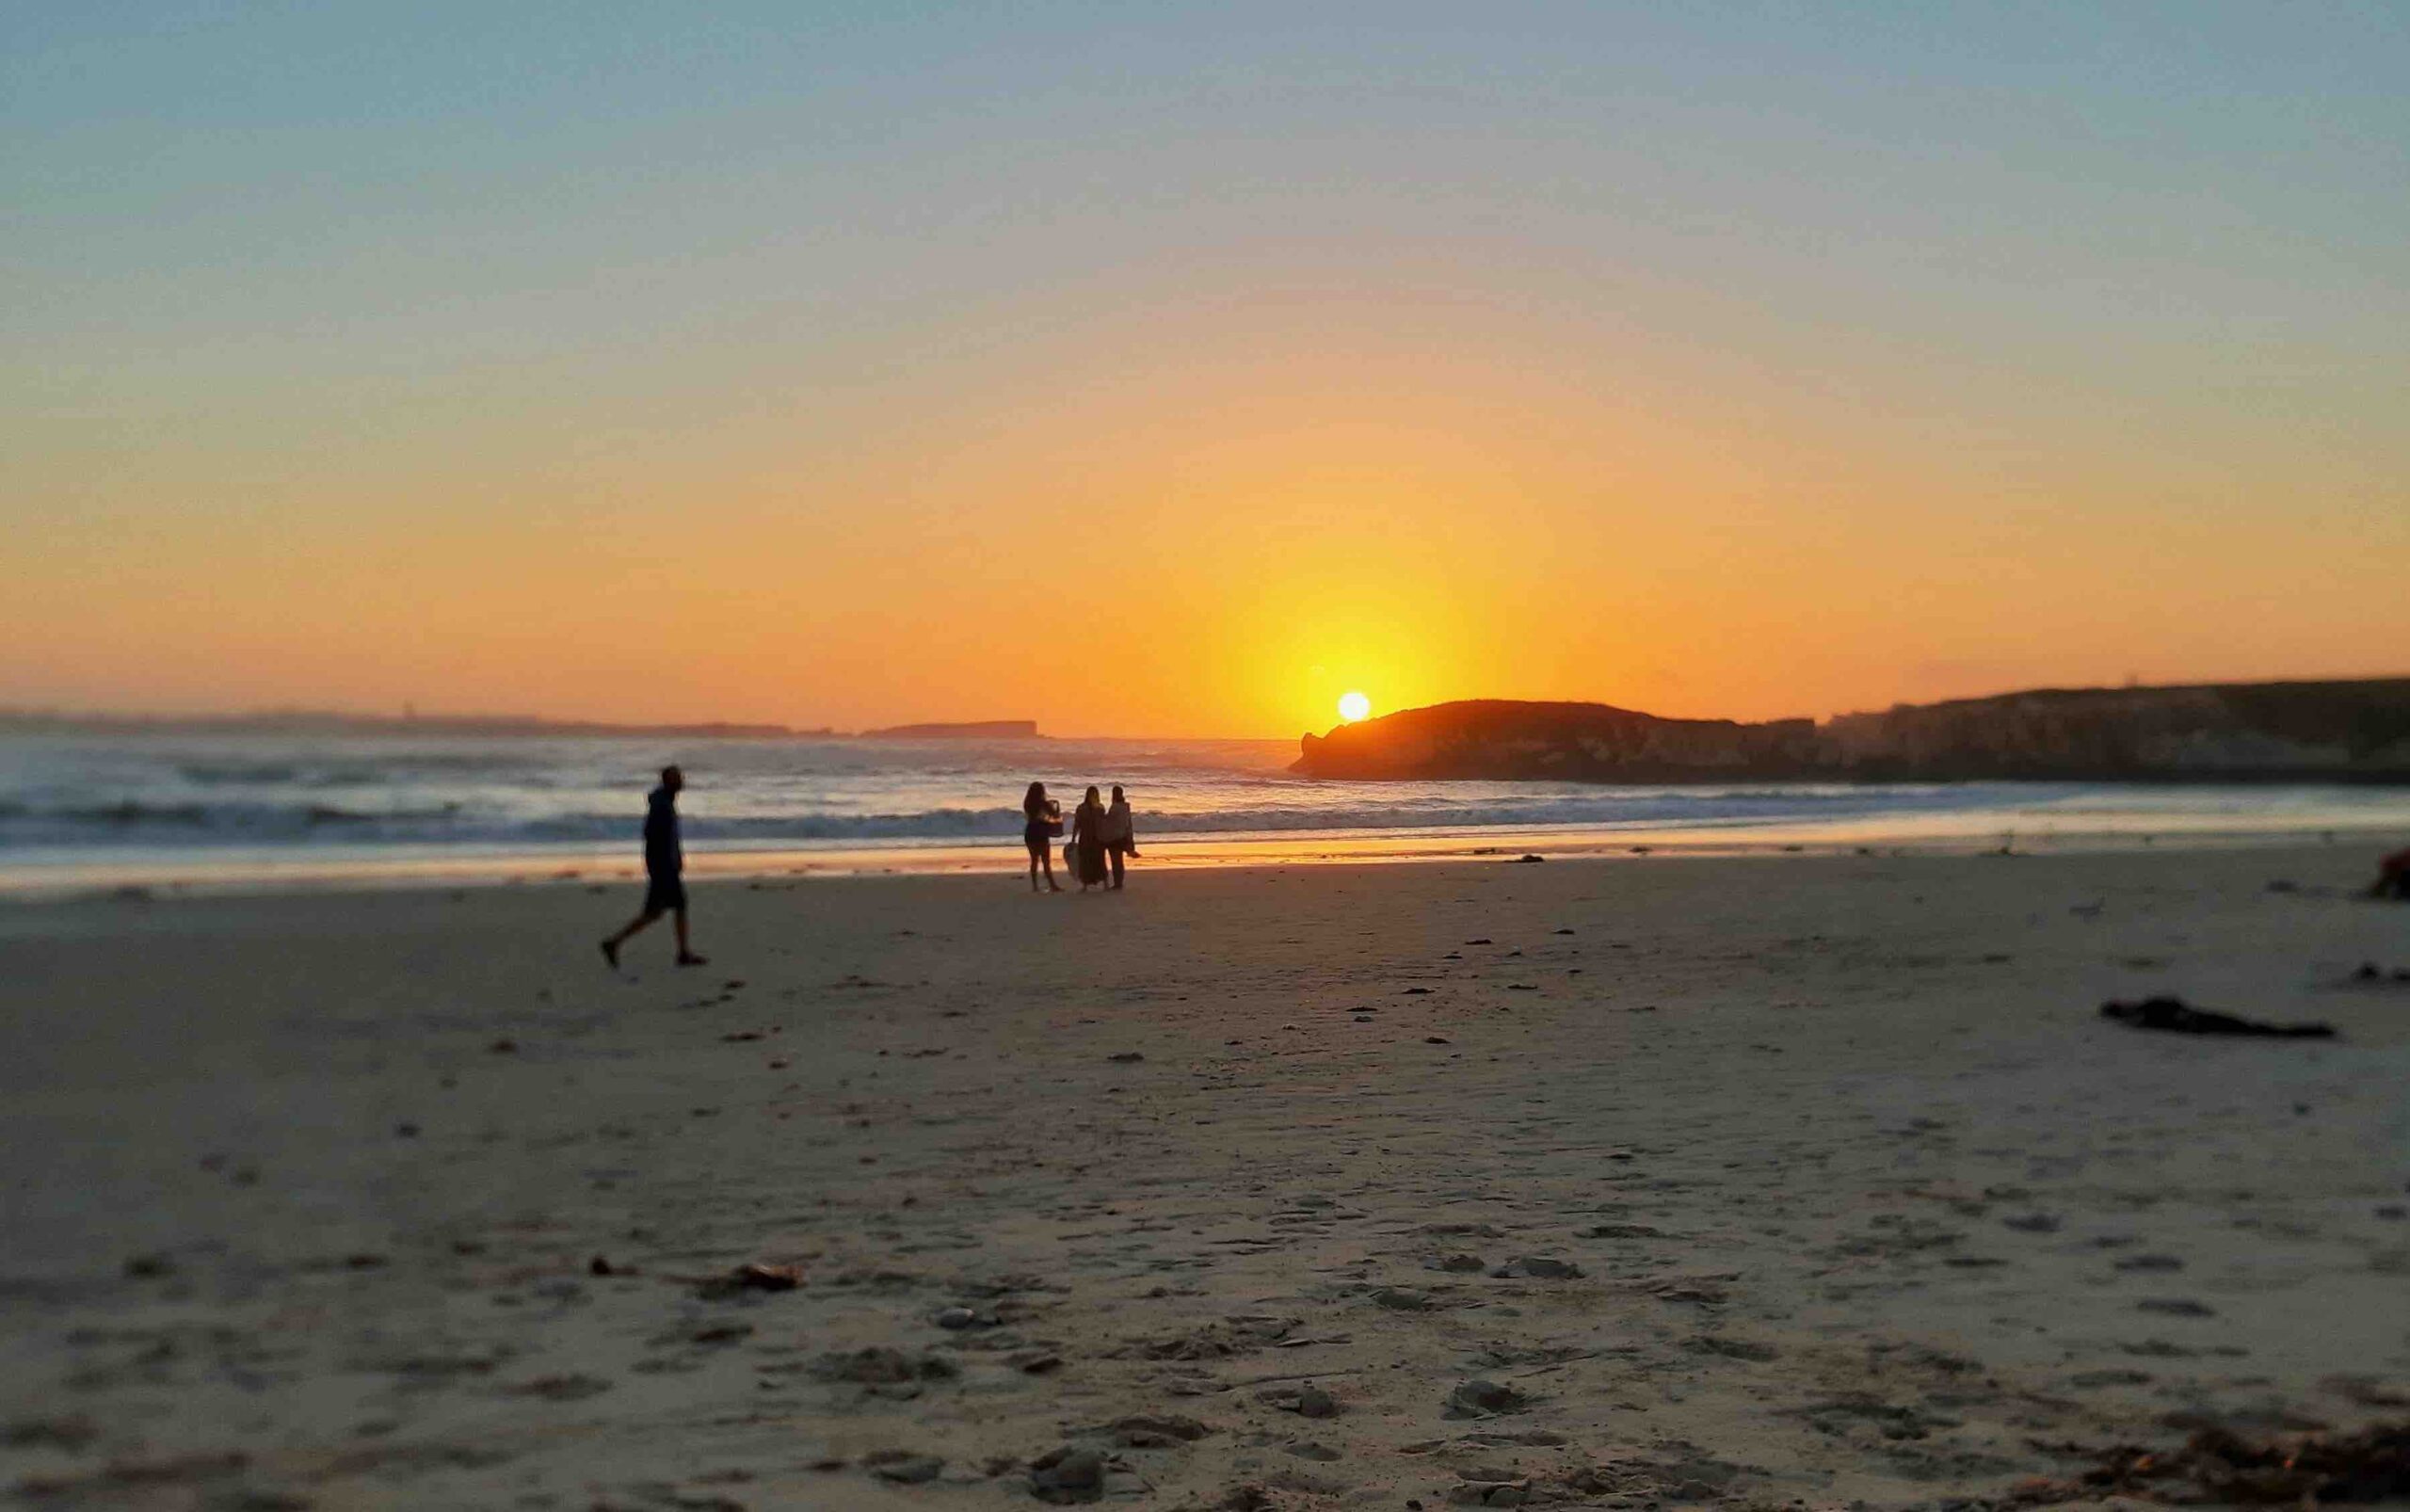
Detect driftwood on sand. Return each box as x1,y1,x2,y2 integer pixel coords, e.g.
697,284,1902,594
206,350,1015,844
2100,996,2336,1039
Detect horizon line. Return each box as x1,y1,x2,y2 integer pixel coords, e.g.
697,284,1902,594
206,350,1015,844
8,668,2410,746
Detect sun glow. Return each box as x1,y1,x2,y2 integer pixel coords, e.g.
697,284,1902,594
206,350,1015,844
1338,690,1372,723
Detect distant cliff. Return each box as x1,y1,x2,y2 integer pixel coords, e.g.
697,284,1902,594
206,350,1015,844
1293,680,2410,783
856,720,1041,740
1821,679,2410,780
1295,700,1821,780
0,708,800,739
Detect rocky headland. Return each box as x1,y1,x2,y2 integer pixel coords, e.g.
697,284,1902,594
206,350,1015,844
1293,678,2410,783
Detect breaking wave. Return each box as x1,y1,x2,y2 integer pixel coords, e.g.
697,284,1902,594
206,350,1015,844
0,784,2016,850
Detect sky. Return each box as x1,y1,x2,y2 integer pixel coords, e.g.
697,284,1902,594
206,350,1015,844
6,2,2406,737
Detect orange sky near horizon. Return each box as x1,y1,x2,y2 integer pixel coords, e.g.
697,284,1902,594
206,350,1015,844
9,276,2403,740
8,8,2406,740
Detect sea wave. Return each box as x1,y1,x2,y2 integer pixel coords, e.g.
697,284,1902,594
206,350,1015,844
179,763,302,785
176,755,531,787
0,799,469,844
0,784,2013,850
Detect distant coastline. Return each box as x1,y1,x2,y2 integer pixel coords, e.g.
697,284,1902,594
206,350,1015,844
1294,678,2410,785
0,709,811,739
0,710,1042,741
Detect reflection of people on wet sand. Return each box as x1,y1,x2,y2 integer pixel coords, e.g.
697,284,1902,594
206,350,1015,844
1022,781,1064,893
600,765,705,968
2371,846,2410,900
1103,784,1140,890
1069,785,1110,891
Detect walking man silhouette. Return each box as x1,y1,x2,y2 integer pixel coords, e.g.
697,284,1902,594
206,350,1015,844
601,764,706,968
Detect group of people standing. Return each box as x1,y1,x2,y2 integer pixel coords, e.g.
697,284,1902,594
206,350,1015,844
1022,781,1140,893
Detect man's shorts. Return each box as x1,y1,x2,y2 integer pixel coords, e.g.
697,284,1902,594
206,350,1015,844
644,874,687,914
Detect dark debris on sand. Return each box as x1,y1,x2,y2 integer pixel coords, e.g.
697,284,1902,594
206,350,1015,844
2007,1421,2410,1504
2100,996,2336,1039
692,1262,803,1298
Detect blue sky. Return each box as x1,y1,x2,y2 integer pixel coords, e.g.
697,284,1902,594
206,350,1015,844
13,3,2402,363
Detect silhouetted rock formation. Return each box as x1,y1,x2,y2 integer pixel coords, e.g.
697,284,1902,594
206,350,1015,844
1293,680,2410,783
856,720,1041,740
1824,679,2410,780
1295,700,1820,781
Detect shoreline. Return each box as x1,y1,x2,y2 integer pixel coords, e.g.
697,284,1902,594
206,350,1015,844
5,810,2410,907
2,809,2401,903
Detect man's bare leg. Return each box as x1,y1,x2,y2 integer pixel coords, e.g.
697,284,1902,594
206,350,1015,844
601,909,661,968
673,908,705,966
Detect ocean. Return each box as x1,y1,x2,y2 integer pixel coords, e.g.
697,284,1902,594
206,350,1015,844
3,731,2406,895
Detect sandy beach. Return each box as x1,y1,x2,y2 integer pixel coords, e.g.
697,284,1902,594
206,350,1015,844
3,844,2406,1510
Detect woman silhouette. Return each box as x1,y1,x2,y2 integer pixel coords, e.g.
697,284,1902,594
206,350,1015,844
1069,785,1110,891
1022,781,1063,893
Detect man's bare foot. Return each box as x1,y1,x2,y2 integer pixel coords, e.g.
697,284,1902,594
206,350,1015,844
676,953,708,967
600,940,619,969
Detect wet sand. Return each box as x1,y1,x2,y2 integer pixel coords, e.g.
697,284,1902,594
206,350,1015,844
3,845,2406,1509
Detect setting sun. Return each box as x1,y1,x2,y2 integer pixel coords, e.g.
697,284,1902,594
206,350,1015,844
1338,691,1373,724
